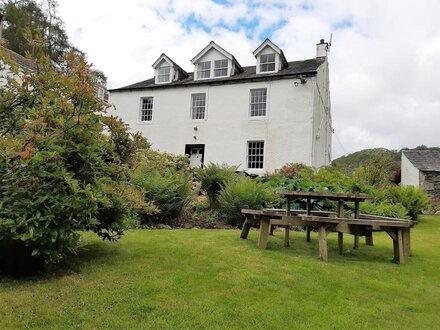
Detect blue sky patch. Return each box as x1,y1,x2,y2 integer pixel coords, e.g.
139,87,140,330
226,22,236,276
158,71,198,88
333,17,353,30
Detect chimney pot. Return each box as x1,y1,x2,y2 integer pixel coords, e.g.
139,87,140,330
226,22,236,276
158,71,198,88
320,39,325,44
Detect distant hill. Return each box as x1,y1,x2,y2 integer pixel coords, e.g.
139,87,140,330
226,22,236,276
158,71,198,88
332,146,440,174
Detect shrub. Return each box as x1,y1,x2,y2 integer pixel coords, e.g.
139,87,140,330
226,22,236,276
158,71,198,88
131,158,194,223
384,186,430,219
197,163,237,208
218,176,276,226
0,47,148,270
359,201,409,219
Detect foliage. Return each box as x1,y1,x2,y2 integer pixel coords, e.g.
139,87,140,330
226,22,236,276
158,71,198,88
331,148,400,175
359,201,409,219
352,153,396,188
197,163,237,208
0,44,148,268
131,152,194,223
384,186,430,220
218,175,276,226
269,162,314,178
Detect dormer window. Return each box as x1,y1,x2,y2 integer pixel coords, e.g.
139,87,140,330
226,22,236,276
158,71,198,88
191,41,243,81
253,39,289,75
197,61,211,79
214,59,228,77
152,53,188,85
260,54,276,72
157,66,171,83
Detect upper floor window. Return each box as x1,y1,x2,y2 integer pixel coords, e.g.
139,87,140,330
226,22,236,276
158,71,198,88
157,66,171,83
214,59,228,77
191,93,206,120
247,141,264,169
197,61,211,79
250,88,267,117
140,97,153,122
260,53,276,72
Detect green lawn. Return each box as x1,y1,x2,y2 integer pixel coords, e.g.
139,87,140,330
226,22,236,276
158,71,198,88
1,215,440,329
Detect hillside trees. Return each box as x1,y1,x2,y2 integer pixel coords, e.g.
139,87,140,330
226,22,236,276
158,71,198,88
0,42,150,270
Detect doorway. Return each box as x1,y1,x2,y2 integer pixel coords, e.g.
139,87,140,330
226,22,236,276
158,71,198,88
185,144,205,168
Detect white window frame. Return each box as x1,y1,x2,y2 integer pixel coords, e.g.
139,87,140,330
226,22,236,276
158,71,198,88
247,140,265,170
259,53,276,73
197,61,211,79
191,93,207,120
249,88,268,118
214,59,228,77
139,97,153,123
157,66,171,83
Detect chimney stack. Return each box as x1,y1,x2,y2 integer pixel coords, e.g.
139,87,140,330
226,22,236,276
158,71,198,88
316,39,329,58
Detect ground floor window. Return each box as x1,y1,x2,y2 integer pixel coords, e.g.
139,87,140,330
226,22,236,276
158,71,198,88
247,141,264,169
140,97,153,122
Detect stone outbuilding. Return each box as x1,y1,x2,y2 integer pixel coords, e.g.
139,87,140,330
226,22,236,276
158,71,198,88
401,150,440,199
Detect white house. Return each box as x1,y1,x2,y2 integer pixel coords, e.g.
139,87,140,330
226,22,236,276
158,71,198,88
108,38,332,174
401,149,440,198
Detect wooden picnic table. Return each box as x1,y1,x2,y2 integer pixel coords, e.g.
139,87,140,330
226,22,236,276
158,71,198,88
240,191,415,263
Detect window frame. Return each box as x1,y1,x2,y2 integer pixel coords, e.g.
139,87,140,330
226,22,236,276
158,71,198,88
197,61,211,79
249,88,268,118
214,59,228,77
247,140,265,170
259,53,276,73
139,97,154,123
157,66,171,83
191,93,207,120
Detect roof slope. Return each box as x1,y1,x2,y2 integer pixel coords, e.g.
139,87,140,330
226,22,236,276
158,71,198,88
0,45,36,70
110,57,324,92
403,150,440,171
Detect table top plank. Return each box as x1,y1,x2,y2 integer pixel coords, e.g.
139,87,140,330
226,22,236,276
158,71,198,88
277,190,370,201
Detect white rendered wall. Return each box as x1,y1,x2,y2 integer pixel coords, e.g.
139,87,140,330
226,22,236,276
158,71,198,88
401,153,420,187
311,59,331,167
109,78,317,174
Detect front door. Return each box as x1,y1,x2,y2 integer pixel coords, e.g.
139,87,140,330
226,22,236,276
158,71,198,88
185,144,205,168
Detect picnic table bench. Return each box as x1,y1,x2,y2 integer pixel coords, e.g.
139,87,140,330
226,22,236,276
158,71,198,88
240,191,416,263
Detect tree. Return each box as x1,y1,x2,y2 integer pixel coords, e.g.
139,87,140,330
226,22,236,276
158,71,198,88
0,39,150,272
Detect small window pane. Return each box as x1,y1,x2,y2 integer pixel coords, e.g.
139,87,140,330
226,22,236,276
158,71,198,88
260,53,276,72
250,88,267,117
247,141,264,169
140,97,153,122
214,59,228,77
191,93,206,120
197,61,211,79
158,66,171,83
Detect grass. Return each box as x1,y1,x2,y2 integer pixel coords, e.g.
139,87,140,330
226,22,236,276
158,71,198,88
1,215,440,329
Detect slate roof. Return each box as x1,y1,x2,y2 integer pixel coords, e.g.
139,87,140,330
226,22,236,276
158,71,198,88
109,57,325,92
403,150,440,172
0,45,36,70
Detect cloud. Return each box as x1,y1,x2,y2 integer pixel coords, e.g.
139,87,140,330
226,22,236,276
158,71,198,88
56,0,440,159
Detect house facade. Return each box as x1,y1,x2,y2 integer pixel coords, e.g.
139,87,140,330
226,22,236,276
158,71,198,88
401,150,440,199
108,39,332,174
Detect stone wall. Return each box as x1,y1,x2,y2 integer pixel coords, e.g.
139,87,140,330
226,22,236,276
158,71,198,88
420,171,440,199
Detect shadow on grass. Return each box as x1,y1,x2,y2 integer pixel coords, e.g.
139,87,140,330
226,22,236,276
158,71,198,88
242,231,399,265
0,240,119,282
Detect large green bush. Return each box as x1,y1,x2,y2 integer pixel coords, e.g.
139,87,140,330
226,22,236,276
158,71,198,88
197,163,237,208
0,47,148,270
218,176,276,226
131,152,194,223
384,186,430,220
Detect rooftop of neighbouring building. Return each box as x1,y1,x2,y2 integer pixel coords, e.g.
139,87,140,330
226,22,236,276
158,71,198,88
403,149,440,172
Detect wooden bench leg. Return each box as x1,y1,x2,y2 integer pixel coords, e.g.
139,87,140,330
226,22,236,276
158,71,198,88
318,225,329,261
240,218,252,239
258,219,270,249
353,235,360,250
338,232,343,255
396,228,405,264
306,226,311,242
284,226,290,247
403,228,411,258
365,234,374,246
269,224,275,236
